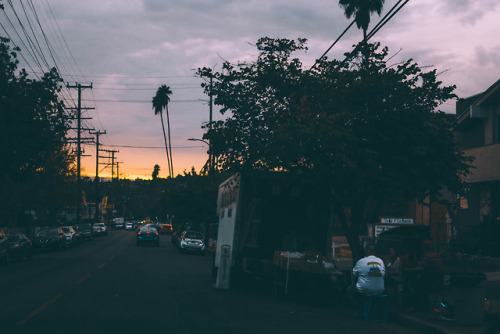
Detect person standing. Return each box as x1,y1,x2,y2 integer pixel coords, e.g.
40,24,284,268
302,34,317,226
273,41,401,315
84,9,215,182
348,244,386,316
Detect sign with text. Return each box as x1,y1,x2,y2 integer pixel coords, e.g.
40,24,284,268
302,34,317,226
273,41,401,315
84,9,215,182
215,245,231,290
374,224,398,237
380,218,414,224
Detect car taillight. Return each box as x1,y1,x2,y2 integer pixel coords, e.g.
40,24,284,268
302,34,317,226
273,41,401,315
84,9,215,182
146,231,150,234
137,232,141,235
155,233,159,236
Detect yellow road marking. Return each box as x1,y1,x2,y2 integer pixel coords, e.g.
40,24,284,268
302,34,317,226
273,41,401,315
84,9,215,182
109,255,115,261
17,294,62,325
98,263,107,269
76,273,91,284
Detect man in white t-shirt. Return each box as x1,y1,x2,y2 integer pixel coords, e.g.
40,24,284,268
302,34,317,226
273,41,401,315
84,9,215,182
348,244,386,316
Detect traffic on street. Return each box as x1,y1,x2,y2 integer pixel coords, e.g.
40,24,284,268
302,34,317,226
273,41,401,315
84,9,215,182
0,229,412,334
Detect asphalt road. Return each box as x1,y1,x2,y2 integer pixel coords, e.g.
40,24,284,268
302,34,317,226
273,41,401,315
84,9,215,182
0,230,415,334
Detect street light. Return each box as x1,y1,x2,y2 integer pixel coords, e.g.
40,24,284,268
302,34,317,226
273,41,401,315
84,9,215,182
188,138,211,173
188,138,209,145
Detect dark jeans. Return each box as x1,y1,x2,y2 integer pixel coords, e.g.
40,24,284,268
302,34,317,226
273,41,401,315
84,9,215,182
347,284,366,314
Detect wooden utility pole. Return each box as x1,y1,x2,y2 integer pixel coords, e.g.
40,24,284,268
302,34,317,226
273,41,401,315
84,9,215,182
67,83,93,225
90,130,106,221
101,149,119,180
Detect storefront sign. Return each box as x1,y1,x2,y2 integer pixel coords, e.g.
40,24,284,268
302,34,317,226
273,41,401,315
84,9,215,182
374,224,398,237
380,218,414,224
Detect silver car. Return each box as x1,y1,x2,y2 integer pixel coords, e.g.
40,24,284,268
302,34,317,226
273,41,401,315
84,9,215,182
177,231,205,253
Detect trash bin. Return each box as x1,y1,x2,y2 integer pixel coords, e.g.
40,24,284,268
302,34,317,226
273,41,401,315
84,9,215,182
450,272,487,326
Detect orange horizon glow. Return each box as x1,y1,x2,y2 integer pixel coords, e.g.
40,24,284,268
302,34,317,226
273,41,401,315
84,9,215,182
80,149,209,180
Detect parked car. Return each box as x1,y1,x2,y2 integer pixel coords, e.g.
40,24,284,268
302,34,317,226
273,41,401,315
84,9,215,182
7,233,33,261
0,228,11,264
177,231,205,254
71,225,83,244
136,225,159,246
160,223,173,234
33,227,66,251
92,223,107,236
114,219,124,229
125,222,134,231
77,224,94,241
61,226,77,247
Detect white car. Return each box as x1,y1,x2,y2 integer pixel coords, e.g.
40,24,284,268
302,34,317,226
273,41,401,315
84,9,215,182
92,223,107,236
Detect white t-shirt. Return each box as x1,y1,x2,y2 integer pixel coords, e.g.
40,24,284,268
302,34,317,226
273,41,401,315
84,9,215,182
353,255,385,296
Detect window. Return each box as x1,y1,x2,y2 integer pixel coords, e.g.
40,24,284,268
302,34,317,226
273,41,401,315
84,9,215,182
496,115,500,143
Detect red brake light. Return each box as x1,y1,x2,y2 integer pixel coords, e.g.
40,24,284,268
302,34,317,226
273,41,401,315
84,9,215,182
137,232,141,235
146,231,150,234
155,233,159,236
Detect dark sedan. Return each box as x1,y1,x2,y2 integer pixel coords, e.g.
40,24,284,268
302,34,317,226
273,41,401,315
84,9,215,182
76,224,94,241
136,226,159,247
33,227,66,252
8,233,33,261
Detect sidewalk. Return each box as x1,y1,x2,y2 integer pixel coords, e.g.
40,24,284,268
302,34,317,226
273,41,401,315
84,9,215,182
389,271,500,334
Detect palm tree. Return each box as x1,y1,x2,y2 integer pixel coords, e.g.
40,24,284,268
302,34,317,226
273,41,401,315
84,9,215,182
339,0,385,63
152,85,174,178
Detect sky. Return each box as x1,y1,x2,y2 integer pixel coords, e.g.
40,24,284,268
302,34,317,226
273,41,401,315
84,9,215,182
2,0,500,179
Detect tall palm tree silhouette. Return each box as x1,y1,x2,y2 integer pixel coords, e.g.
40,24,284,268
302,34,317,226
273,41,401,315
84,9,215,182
152,85,174,178
339,0,385,63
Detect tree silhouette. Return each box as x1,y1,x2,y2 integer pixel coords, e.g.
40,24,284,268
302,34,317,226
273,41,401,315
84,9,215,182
339,0,385,64
197,37,472,262
152,164,160,180
152,85,174,178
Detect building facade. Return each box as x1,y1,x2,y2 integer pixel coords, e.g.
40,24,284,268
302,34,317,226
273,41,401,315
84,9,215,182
453,79,500,254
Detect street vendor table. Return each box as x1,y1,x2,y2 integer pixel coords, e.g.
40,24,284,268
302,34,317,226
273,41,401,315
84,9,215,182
273,251,345,297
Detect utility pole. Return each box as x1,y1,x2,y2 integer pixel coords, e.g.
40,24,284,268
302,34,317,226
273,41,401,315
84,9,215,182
116,161,123,181
101,149,119,180
111,150,117,181
67,82,93,225
90,130,106,222
208,75,213,171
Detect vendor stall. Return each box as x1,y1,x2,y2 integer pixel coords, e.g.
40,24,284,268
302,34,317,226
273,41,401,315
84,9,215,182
273,251,343,297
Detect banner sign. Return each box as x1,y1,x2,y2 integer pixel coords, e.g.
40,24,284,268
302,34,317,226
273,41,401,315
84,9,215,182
380,218,414,224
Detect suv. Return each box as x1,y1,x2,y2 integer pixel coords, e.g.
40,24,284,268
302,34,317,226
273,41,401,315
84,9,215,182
0,228,11,264
33,227,66,251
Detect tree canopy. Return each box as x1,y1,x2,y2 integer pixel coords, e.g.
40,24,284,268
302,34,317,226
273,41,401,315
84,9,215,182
0,37,75,226
197,37,473,260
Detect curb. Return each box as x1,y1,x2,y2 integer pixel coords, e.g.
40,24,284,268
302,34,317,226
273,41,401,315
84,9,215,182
389,311,445,334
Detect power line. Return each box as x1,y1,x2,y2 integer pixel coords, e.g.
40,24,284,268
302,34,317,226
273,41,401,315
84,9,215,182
81,99,207,104
311,0,411,69
102,144,207,149
30,73,198,79
94,86,201,91
366,0,410,41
